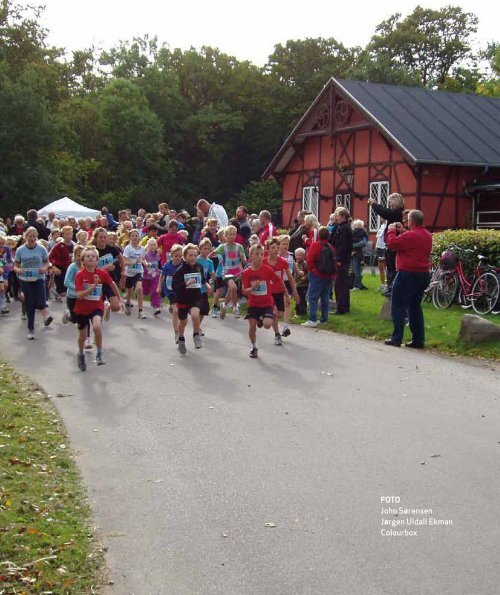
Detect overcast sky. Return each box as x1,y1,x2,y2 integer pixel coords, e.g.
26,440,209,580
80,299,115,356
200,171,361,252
38,0,499,66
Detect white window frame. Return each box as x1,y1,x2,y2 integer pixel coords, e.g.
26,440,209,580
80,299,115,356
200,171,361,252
335,193,351,213
369,181,390,232
302,186,319,219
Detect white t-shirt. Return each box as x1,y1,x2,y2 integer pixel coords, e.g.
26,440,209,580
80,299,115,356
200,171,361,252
123,244,145,277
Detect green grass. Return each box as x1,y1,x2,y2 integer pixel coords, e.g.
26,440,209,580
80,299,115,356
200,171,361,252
291,272,500,360
0,361,103,594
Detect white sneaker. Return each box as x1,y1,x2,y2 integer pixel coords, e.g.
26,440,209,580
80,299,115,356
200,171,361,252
27,332,35,340
219,304,227,320
301,320,318,328
138,310,147,319
61,310,70,325
193,334,203,349
233,306,240,319
84,337,93,350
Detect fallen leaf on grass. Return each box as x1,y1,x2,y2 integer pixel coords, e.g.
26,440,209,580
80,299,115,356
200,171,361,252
9,457,32,467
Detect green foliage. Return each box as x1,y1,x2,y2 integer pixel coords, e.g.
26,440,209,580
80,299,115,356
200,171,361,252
431,229,500,274
368,6,479,87
225,180,282,218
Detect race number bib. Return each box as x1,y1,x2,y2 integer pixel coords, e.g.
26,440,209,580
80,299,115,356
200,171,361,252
21,268,41,281
98,253,114,268
165,276,173,291
83,283,102,301
251,281,267,296
184,272,202,289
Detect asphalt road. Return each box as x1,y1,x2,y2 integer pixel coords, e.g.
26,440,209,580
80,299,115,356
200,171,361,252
0,300,499,595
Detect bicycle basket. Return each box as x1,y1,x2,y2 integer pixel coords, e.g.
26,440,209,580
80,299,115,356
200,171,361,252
440,250,456,270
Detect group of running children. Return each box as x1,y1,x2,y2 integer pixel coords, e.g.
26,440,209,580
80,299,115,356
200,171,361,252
1,223,310,370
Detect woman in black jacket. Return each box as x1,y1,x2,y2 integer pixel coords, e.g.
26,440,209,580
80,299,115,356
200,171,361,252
330,207,353,314
368,193,404,296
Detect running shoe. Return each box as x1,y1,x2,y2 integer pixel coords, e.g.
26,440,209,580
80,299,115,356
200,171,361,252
27,332,35,340
219,304,227,320
211,307,219,318
138,310,147,319
249,347,258,358
21,313,27,321
104,303,111,321
96,352,106,366
153,309,162,317
44,316,53,327
282,328,291,337
174,331,179,344
1,307,9,314
124,302,131,315
178,338,187,354
193,334,203,349
77,353,87,371
301,320,317,328
233,306,240,319
84,337,93,350
274,333,283,346
61,310,70,325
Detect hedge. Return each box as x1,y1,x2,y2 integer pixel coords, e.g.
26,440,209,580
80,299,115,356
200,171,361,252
431,229,500,273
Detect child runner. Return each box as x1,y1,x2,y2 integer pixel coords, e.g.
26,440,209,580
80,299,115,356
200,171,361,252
264,237,300,345
157,220,186,267
157,244,183,344
123,229,147,318
171,243,211,354
62,244,93,350
49,225,75,301
142,238,162,316
13,227,53,339
74,247,122,370
197,238,216,333
211,228,226,318
211,225,246,320
242,244,287,358
89,227,125,316
278,234,296,337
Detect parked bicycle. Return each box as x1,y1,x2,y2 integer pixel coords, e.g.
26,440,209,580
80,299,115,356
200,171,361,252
432,245,500,315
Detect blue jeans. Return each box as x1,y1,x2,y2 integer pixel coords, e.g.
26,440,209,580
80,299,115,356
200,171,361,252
391,271,430,345
21,279,47,332
352,253,364,288
308,274,332,323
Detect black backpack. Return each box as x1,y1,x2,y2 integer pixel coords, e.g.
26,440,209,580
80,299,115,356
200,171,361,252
316,242,335,275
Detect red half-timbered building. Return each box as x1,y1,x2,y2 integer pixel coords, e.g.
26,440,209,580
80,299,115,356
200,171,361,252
263,78,500,234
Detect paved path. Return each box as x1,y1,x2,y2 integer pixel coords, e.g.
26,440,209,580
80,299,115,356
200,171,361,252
0,301,499,595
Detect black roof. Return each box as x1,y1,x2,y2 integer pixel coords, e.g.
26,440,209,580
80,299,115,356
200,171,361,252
335,78,500,167
263,79,500,178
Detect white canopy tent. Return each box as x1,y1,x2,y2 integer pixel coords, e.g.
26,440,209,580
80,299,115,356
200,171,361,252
38,197,100,219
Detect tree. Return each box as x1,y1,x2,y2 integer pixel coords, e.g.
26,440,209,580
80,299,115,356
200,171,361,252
368,6,478,87
476,44,500,97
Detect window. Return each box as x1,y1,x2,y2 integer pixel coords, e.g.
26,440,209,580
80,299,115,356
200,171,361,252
302,186,319,218
369,181,389,232
335,193,351,213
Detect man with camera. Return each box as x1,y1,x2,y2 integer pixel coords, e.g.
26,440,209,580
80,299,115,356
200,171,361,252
383,210,432,349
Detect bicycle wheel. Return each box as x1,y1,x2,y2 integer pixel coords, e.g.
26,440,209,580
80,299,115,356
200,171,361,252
471,271,500,315
433,271,458,309
457,286,472,309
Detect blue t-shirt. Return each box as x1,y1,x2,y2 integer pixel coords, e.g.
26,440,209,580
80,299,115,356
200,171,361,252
64,262,79,298
197,256,214,295
161,261,181,297
15,243,48,282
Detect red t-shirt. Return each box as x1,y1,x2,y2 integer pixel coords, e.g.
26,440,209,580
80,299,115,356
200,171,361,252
265,255,290,292
157,232,186,265
49,241,73,269
258,223,277,245
242,264,283,308
74,268,113,315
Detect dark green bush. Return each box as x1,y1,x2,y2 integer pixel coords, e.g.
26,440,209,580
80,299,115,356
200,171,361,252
432,229,500,274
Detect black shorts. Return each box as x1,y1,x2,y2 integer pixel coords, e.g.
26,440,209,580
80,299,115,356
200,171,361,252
215,277,225,290
223,275,241,289
74,309,104,330
376,248,386,261
103,284,114,299
177,303,201,320
199,294,210,316
54,268,68,294
246,306,274,321
272,292,285,312
125,274,142,289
